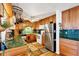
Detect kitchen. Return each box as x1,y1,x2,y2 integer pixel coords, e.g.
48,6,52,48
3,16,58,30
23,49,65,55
0,3,79,56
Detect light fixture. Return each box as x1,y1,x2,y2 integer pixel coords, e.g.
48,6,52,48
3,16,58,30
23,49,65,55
13,5,23,24
22,27,33,35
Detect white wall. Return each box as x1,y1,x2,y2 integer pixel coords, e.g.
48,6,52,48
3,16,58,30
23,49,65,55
1,31,6,43
1,17,6,43
56,9,62,54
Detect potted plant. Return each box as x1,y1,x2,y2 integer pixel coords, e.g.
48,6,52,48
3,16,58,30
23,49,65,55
1,21,12,29
15,35,22,42
0,25,5,32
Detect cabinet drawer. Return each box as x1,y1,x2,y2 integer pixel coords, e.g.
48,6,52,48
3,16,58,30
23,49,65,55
77,42,79,56
60,38,78,56
60,45,77,56
60,38,77,46
60,41,77,50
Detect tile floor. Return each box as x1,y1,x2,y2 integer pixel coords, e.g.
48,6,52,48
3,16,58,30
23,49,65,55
0,42,59,56
25,42,59,56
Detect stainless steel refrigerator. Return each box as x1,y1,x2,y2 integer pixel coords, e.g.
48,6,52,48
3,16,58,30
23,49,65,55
44,22,56,52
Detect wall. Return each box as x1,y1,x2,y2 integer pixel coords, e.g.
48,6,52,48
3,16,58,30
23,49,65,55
56,10,62,54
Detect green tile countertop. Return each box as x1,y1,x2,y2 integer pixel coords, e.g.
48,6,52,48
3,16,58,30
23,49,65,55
5,39,25,49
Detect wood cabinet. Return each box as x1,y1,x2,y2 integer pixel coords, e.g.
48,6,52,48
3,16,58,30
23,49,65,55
3,3,13,17
18,23,23,30
70,7,77,29
60,38,78,56
14,24,19,41
42,32,46,46
32,15,56,29
76,6,79,29
62,6,79,29
62,10,70,29
3,3,13,24
0,45,28,56
78,42,79,56
0,4,3,17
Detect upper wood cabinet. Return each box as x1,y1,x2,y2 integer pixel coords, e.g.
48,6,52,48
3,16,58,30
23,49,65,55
70,7,77,29
32,15,56,29
62,10,70,29
62,6,79,29
0,4,3,17
3,3,13,18
76,6,79,29
52,15,56,23
3,3,14,24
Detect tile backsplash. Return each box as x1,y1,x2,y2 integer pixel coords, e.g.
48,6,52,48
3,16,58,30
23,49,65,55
60,29,79,41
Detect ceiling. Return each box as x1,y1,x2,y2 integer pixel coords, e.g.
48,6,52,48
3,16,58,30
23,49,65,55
12,3,79,22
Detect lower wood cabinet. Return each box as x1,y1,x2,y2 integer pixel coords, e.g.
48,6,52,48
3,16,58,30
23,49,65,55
60,38,78,56
0,45,28,56
78,42,79,56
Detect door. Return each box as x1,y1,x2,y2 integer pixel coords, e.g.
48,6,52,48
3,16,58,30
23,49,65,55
62,10,70,29
44,24,54,51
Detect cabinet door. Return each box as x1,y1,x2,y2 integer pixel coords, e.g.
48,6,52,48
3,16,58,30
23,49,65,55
70,7,77,29
0,4,3,16
60,38,78,56
76,6,79,29
78,41,79,56
62,10,70,29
